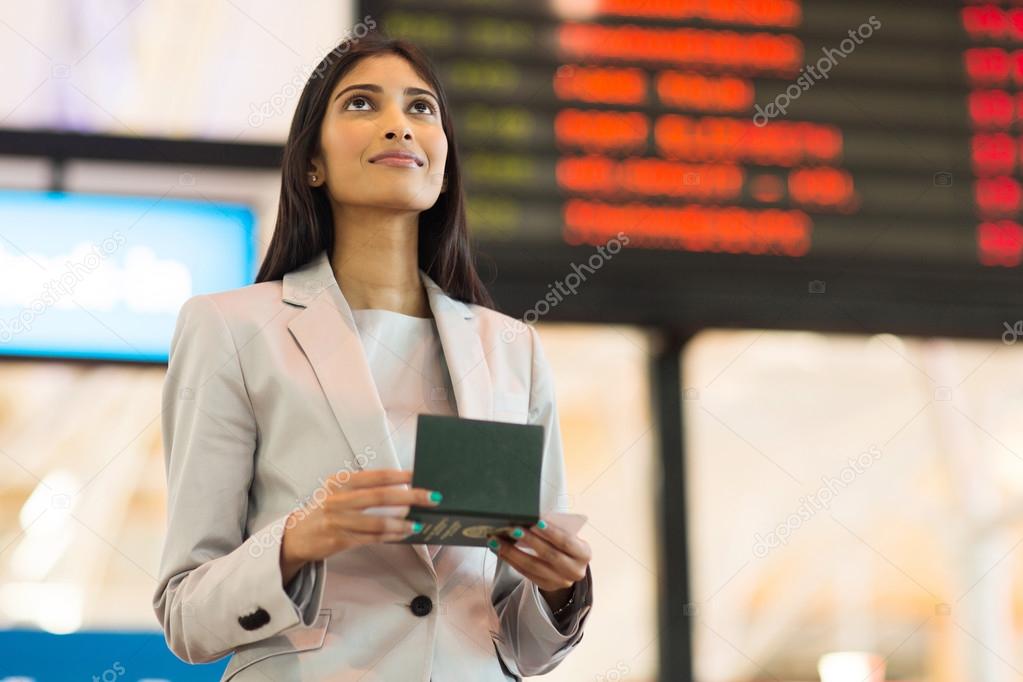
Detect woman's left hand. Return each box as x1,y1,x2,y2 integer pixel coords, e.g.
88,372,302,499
488,520,591,608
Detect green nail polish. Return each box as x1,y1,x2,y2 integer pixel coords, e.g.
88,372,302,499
536,520,547,530
430,491,443,503
512,527,524,539
487,538,499,550
412,521,423,533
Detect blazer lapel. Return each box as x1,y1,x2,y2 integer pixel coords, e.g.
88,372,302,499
283,249,494,579
420,270,494,423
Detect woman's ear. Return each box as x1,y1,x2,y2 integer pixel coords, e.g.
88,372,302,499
307,156,325,186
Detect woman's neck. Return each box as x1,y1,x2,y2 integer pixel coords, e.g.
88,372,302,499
329,207,430,317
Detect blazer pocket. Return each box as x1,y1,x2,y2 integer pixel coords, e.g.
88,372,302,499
493,390,529,423
221,608,331,681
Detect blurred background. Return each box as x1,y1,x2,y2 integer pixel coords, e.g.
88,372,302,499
2,0,1023,680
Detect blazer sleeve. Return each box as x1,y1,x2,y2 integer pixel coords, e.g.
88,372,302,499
490,324,594,677
153,294,324,664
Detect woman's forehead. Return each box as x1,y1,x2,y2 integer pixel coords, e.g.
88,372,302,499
334,56,434,95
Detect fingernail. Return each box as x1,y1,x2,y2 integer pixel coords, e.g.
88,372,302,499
487,538,500,551
512,527,524,539
536,519,547,530
411,521,423,533
430,491,443,503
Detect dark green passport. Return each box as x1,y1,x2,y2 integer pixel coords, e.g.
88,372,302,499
392,413,545,547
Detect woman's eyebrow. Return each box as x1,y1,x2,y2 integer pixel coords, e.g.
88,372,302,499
333,83,439,103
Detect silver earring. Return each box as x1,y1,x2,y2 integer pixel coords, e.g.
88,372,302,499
311,174,317,182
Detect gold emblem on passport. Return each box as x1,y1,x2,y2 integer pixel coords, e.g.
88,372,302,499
462,525,497,539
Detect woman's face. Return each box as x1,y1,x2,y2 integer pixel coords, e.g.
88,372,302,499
311,54,448,213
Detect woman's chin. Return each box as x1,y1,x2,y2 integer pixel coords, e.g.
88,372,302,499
360,191,440,212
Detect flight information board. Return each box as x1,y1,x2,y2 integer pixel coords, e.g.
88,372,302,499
362,0,1023,268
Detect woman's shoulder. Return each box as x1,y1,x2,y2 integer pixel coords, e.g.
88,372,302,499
175,280,293,332
203,279,283,308
462,300,539,358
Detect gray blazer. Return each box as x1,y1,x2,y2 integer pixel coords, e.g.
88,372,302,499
153,249,593,681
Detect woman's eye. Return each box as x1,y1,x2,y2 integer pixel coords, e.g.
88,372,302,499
345,96,370,110
412,99,436,114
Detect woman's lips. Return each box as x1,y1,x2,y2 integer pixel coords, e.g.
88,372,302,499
371,156,421,168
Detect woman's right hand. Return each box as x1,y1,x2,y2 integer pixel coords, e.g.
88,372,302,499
279,469,440,584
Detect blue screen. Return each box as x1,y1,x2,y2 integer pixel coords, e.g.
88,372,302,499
0,190,257,363
0,629,229,680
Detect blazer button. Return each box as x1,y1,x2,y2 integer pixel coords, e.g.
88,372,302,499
237,606,271,631
410,595,433,617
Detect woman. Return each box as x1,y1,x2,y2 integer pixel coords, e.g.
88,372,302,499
153,34,593,681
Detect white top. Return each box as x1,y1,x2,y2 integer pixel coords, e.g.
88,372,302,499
351,308,457,560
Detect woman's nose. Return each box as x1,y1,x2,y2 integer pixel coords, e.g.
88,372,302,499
385,127,413,140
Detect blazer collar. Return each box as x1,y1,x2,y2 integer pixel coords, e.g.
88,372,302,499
282,249,493,577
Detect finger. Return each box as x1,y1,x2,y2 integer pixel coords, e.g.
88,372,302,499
330,469,412,491
338,517,423,546
341,486,439,510
335,512,419,536
490,533,554,570
516,529,572,569
345,528,418,546
491,537,573,589
529,520,589,562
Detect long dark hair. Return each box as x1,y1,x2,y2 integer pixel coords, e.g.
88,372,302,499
255,32,493,308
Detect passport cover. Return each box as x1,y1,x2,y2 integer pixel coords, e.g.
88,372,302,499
391,413,545,547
